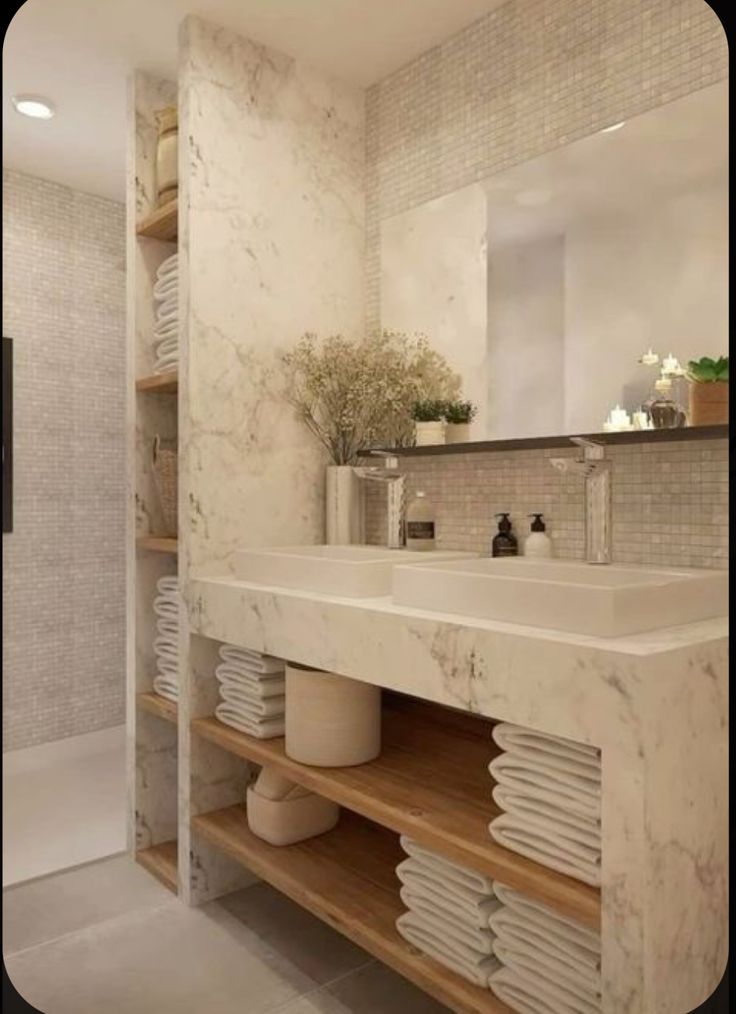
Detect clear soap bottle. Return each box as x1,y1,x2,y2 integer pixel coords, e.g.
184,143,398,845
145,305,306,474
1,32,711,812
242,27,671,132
405,491,436,551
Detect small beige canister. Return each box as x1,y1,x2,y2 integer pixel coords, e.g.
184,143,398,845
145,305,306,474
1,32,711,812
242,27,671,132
155,105,178,207
285,663,381,767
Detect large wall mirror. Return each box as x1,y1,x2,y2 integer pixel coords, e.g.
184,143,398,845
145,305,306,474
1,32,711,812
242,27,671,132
380,82,728,442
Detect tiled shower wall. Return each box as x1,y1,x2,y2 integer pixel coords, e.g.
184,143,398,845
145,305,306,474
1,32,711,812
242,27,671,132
2,170,126,750
365,0,728,324
367,438,728,569
364,0,727,565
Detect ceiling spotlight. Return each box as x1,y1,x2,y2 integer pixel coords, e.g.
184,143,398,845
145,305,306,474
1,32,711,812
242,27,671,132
600,120,625,134
11,94,55,120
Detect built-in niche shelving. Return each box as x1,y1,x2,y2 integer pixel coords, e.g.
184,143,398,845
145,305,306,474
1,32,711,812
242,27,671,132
136,198,178,242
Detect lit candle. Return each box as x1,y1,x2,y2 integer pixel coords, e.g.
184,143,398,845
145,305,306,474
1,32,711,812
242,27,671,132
639,348,659,366
662,353,680,375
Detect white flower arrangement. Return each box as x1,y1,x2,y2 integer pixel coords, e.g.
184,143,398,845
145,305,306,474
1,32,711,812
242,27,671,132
282,330,461,465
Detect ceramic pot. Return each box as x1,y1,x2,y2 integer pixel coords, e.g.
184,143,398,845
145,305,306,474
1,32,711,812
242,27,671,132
156,106,178,207
445,422,471,444
689,381,729,426
285,663,381,767
325,465,364,545
414,420,445,446
246,786,339,846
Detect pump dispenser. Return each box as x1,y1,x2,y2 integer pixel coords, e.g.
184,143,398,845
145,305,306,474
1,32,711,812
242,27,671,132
525,513,552,558
492,513,518,557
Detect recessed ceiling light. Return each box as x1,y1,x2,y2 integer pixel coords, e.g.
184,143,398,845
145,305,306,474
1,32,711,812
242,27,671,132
600,120,625,134
11,94,55,120
514,189,552,207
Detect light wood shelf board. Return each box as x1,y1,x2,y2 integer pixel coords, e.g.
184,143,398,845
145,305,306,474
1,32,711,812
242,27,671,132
136,840,178,892
138,691,178,725
136,536,178,554
192,807,511,1014
136,199,178,241
136,370,178,394
191,702,600,929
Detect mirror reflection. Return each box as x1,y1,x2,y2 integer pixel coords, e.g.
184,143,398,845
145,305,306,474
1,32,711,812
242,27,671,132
380,82,728,442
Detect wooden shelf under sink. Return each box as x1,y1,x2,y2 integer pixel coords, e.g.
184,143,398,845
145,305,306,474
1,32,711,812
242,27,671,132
191,696,600,929
136,370,178,394
192,807,511,1014
136,536,178,555
138,691,178,725
135,840,178,892
136,199,178,242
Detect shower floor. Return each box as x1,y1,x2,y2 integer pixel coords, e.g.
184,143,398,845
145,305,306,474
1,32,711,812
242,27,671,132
2,724,126,886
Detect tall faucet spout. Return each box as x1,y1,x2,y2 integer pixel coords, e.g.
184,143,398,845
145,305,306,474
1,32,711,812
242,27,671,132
550,438,612,564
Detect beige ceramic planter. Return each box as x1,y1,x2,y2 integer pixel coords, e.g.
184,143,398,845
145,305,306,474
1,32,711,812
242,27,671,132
689,381,729,426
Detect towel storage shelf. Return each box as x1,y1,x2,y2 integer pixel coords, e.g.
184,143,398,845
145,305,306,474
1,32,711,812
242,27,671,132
191,697,600,929
192,806,511,1014
138,691,178,724
135,839,178,892
136,370,178,394
136,536,178,554
136,199,178,241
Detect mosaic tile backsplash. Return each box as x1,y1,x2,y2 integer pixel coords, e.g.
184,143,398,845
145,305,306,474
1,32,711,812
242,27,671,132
366,438,728,569
365,0,727,325
2,170,126,751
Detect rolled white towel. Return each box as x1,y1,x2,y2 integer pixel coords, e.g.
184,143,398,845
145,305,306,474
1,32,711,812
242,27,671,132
215,702,285,739
153,674,179,703
492,882,601,957
156,576,179,594
219,685,285,718
216,663,285,697
488,814,601,887
400,836,494,895
490,965,560,1014
490,908,600,995
219,644,284,673
396,858,498,928
489,755,600,820
156,253,178,279
396,910,500,988
493,787,599,839
493,941,600,1014
400,887,498,954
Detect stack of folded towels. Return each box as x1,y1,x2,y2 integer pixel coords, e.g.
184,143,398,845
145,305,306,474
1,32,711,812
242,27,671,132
214,644,286,738
488,723,601,887
152,575,180,702
152,253,178,373
489,881,602,1014
395,836,501,988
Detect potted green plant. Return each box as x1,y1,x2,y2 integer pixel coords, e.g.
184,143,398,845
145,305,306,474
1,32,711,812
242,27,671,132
686,356,729,426
444,400,477,444
411,399,447,446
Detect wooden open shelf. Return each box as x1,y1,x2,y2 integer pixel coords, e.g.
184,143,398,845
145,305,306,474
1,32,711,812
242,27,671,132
136,198,178,241
136,536,178,554
192,698,600,929
135,839,178,892
193,807,510,1014
136,370,178,394
138,691,178,724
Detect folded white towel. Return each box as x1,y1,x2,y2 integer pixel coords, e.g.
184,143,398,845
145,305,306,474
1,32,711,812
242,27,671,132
493,724,600,770
154,355,179,374
153,320,179,341
492,882,601,957
490,755,600,820
493,941,600,1014
396,859,498,928
493,787,599,839
399,887,498,954
216,664,285,698
400,836,494,895
492,792,600,855
396,910,500,988
156,296,178,318
490,908,600,995
153,599,180,621
219,644,285,673
489,814,601,887
153,675,179,703
219,685,285,717
154,635,178,659
156,656,179,679
215,702,285,739
156,576,179,594
155,334,178,353
153,276,178,300
156,618,179,639
490,965,560,1014
156,253,178,279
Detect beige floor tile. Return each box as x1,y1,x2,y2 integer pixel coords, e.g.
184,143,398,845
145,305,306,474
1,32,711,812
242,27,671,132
3,854,172,955
274,963,450,1014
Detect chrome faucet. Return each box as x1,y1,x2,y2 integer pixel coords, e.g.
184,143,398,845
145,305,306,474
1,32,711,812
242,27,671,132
353,451,406,549
550,437,612,564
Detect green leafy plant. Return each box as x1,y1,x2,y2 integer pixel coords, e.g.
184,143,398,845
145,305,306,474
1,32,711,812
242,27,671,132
444,400,477,424
687,356,729,383
411,399,447,422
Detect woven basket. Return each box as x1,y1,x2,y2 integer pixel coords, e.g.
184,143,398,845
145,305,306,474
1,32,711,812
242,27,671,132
152,434,178,536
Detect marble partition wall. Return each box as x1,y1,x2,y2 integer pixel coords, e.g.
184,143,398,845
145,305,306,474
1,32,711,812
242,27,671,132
178,15,365,579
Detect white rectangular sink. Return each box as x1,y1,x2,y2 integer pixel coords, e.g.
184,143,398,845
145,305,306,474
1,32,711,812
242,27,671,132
233,545,477,598
392,557,728,637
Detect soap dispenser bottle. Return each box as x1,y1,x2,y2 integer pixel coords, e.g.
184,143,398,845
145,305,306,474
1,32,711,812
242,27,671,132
406,491,436,551
524,513,552,558
492,513,518,557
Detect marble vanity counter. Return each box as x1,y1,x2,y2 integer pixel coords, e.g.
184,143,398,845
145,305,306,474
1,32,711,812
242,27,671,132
187,573,728,1014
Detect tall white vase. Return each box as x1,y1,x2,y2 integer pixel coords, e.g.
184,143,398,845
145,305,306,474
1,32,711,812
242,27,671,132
325,465,364,545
